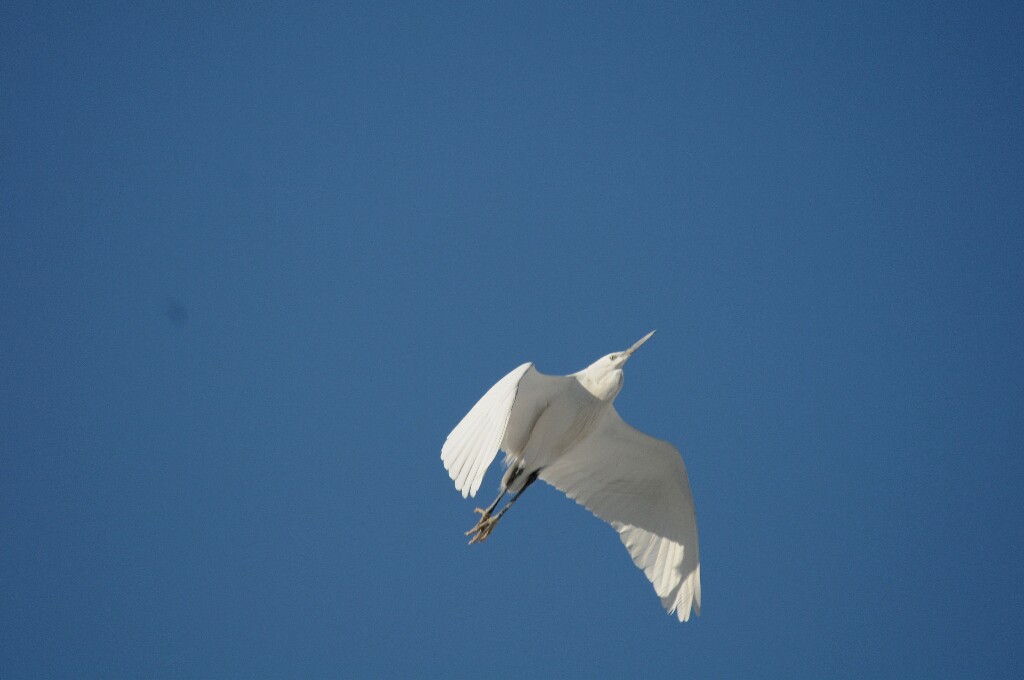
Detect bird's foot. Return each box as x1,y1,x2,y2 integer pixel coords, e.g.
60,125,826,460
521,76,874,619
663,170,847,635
465,508,500,544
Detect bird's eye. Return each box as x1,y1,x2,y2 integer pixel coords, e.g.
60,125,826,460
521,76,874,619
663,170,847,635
610,354,618,360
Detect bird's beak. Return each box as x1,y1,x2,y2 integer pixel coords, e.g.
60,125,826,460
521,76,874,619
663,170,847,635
623,330,656,360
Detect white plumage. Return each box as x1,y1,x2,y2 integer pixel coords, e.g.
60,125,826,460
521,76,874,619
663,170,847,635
441,332,701,622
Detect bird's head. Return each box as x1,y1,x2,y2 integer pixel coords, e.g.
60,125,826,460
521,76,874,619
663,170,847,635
577,330,656,400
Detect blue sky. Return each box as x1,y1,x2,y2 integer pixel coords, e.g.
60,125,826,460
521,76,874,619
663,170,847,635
2,2,1022,677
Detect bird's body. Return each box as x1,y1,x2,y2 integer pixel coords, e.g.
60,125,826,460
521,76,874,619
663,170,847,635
502,375,606,488
441,332,702,622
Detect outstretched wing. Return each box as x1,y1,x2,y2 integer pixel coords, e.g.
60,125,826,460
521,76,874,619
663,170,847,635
539,407,701,621
442,363,566,498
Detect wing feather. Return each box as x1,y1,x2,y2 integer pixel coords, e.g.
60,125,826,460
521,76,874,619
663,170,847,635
442,362,532,498
540,407,701,621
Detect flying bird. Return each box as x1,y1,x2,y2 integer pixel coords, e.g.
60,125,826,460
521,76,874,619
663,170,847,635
441,331,701,622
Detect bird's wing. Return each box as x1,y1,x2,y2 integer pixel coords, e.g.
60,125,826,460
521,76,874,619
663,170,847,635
539,407,701,621
442,363,566,498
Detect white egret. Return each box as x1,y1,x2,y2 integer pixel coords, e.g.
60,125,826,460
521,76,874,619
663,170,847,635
441,331,701,622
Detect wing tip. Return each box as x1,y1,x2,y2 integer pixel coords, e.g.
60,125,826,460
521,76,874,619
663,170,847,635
441,454,476,499
667,563,701,623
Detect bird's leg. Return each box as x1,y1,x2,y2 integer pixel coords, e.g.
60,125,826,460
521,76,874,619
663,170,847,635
489,471,538,523
465,465,523,536
466,470,539,544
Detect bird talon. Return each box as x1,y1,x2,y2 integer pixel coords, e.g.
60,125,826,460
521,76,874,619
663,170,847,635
465,513,499,543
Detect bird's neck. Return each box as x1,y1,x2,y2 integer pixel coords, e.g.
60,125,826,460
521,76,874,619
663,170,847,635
575,368,624,402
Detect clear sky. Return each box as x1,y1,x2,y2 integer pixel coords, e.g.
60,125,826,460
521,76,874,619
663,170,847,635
2,2,1022,678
